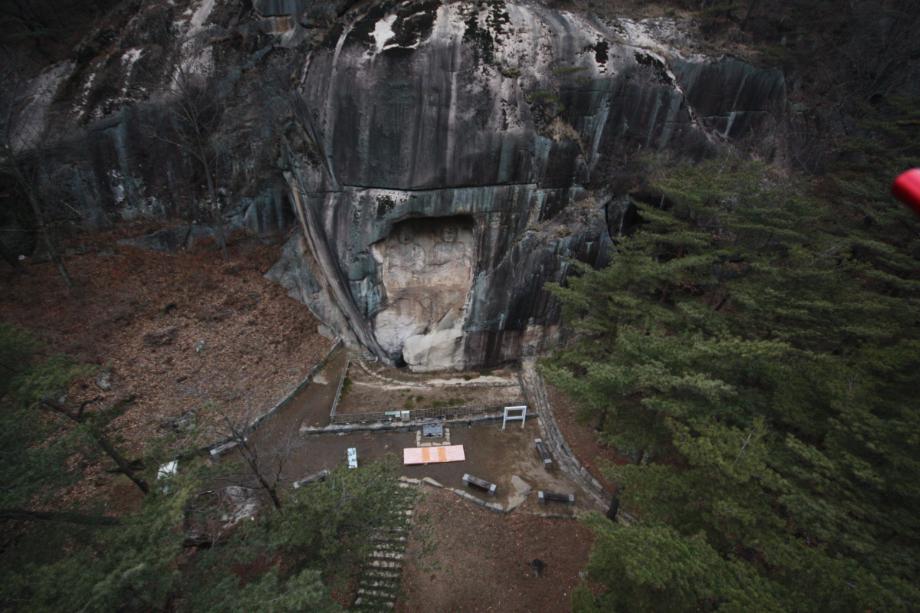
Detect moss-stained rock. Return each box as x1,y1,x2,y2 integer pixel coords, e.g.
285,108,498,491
3,0,785,372
283,1,785,370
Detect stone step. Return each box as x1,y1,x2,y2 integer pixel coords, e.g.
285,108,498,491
358,587,396,600
355,495,415,611
369,540,404,551
358,572,402,587
384,507,414,521
386,502,415,512
363,568,402,581
389,495,415,504
374,524,409,535
370,533,407,543
353,593,395,608
358,580,399,597
360,574,400,586
382,505,412,519
353,598,394,610
370,550,404,561
367,559,402,570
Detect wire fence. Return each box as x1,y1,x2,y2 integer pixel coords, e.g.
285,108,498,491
330,403,506,425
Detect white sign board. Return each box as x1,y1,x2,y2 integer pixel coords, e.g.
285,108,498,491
502,405,527,430
347,447,358,469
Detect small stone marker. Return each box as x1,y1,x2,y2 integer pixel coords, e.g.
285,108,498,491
347,447,358,469
538,490,575,505
462,473,497,495
534,438,553,466
293,469,330,489
502,405,527,430
209,439,239,457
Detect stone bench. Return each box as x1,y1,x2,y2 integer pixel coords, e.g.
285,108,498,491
534,438,553,466
463,473,497,496
293,469,330,489
538,490,575,505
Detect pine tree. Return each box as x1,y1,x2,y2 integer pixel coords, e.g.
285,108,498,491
0,323,405,610
547,156,920,611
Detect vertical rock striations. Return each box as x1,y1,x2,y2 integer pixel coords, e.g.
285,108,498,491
278,1,785,371
2,0,785,371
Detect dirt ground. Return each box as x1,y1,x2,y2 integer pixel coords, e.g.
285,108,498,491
250,418,586,512
337,360,525,415
400,487,594,612
1,228,606,609
357,360,520,386
260,347,349,430
0,229,332,455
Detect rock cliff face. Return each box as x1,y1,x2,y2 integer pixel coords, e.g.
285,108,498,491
3,0,785,371
273,0,785,370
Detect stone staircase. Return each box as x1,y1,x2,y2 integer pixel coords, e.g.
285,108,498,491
352,479,417,610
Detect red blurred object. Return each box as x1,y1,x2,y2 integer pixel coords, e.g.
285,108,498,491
892,169,920,216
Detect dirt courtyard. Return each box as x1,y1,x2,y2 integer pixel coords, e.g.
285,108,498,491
399,488,595,612
336,359,525,416
252,418,587,513
1,229,612,611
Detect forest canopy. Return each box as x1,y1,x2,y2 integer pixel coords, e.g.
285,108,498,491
548,144,920,610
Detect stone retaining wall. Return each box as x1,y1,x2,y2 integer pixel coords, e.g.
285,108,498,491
519,358,611,513
205,339,343,455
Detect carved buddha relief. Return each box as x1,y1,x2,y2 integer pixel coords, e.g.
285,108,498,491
371,217,475,367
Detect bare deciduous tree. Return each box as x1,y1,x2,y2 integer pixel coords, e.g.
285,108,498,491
0,60,73,287
145,62,229,258
216,408,288,512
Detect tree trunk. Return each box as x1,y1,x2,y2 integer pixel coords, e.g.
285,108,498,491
15,165,72,288
240,447,283,511
39,398,149,495
741,0,760,29
220,412,283,511
258,472,283,511
595,409,608,433
0,508,120,526
201,158,227,260
93,432,150,494
0,238,24,272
